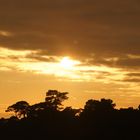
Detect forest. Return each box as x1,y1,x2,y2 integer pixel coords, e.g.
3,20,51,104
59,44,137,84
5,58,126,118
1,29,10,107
0,90,140,140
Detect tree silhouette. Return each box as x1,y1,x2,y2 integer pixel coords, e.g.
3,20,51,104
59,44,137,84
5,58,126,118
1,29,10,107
62,107,81,117
45,90,68,110
138,105,140,111
26,90,69,118
5,101,30,119
3,90,140,140
27,102,48,118
100,98,116,111
82,98,116,115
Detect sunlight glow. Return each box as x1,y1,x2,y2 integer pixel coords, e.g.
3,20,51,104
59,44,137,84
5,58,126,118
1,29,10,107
0,47,129,83
60,57,80,69
0,47,36,57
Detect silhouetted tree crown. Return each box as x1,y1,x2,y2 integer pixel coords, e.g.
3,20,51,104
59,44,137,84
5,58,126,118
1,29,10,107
45,90,68,110
84,98,116,113
3,89,140,140
5,101,29,119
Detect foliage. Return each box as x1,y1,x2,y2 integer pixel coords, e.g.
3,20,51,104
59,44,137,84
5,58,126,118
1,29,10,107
2,89,140,140
5,101,29,119
84,98,116,112
45,90,68,110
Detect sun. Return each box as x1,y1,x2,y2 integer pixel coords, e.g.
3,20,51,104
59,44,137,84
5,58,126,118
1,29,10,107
60,57,79,69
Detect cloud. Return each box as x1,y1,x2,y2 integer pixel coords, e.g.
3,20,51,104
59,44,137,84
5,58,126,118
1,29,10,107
0,0,139,85
0,30,13,37
0,47,128,84
122,72,140,83
123,78,140,83
0,0,139,57
86,54,140,70
127,73,140,77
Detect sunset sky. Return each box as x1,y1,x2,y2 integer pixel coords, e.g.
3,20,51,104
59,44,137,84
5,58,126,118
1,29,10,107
0,0,140,117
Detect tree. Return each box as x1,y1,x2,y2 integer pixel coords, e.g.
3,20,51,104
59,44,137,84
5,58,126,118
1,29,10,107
62,107,81,117
100,98,116,111
83,98,116,113
45,90,68,110
27,102,48,118
138,105,140,111
5,101,30,119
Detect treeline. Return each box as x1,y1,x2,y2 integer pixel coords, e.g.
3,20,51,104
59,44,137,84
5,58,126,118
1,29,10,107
0,90,140,140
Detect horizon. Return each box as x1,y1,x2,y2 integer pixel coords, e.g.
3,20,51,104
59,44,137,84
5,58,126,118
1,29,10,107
1,89,140,118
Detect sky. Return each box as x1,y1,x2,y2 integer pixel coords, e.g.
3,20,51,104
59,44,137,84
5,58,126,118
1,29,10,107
0,0,140,117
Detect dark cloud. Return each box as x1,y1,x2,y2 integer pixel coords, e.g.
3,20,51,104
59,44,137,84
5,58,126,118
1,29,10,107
121,72,140,83
26,52,58,62
116,58,140,68
0,0,140,62
123,78,140,83
86,55,140,70
127,73,140,77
